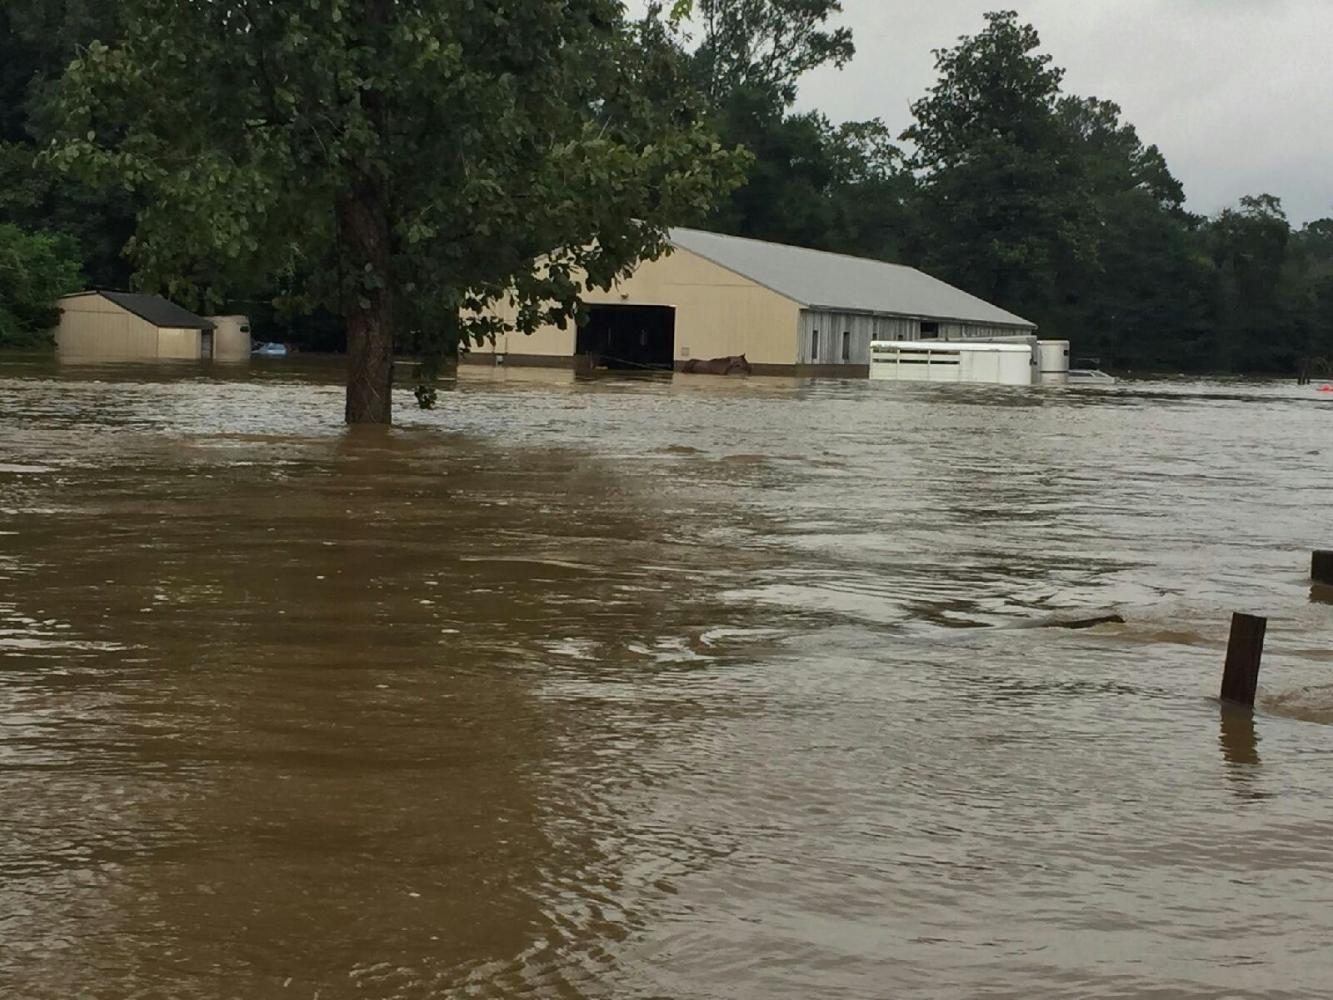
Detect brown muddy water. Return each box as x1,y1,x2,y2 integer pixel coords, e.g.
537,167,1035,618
2,357,1332,999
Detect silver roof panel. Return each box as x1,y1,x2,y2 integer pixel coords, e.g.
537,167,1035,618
669,227,1036,329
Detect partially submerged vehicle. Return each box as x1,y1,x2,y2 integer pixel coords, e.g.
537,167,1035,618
1068,356,1117,384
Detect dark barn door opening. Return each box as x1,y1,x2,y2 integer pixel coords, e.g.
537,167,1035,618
576,305,675,371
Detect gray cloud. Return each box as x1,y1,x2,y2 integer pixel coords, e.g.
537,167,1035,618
632,0,1333,223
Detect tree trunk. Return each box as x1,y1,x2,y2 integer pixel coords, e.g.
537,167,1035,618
338,179,394,425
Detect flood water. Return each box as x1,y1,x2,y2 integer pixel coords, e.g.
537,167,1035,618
2,357,1332,999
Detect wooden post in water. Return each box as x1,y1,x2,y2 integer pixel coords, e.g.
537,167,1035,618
1220,613,1267,708
1313,551,1333,587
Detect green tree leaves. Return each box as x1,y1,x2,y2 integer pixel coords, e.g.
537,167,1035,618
48,0,746,421
905,11,1064,171
0,224,84,349
896,9,1333,374
644,0,907,260
0,1,136,289
691,0,855,109
903,11,1098,325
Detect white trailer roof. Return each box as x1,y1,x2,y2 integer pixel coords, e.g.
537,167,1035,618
669,227,1036,330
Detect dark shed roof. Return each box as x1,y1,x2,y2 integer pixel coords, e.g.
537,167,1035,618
96,290,214,330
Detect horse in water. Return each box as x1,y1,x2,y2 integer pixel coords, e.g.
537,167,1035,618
681,354,751,375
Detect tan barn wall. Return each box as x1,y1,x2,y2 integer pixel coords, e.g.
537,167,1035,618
157,328,202,359
483,298,576,358
478,248,802,366
55,294,161,359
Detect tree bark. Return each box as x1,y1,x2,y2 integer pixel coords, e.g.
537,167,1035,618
338,178,394,425
339,0,395,425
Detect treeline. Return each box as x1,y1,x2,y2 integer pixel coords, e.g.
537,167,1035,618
0,3,351,351
1,4,119,345
3,1,1330,373
666,4,1333,373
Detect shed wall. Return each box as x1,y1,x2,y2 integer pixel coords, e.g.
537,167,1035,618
55,294,209,360
157,328,203,359
56,295,162,358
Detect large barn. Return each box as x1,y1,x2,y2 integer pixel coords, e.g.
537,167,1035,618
472,228,1036,376
54,290,249,361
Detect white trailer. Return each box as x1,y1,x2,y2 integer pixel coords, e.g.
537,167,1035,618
869,340,1037,386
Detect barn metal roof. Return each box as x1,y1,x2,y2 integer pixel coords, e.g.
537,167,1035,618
91,290,214,330
669,228,1036,329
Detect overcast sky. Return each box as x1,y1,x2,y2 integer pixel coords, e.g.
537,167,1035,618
630,0,1333,224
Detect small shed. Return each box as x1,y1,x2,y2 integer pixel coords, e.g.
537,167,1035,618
55,290,216,360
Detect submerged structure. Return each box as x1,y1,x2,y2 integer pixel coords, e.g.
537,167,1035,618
473,228,1038,376
55,291,251,361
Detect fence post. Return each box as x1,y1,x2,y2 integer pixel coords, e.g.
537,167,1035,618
1313,551,1333,587
1220,613,1267,708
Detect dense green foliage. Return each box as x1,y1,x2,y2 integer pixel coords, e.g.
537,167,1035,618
898,12,1332,372
0,2,136,290
2,2,1329,380
0,1,95,349
45,0,747,421
691,0,855,108
0,223,83,348
659,0,916,260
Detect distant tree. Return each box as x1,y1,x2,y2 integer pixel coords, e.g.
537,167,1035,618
1057,96,1184,212
50,0,746,423
906,12,1064,168
0,1,136,289
821,119,918,261
691,0,855,109
902,11,1101,328
1050,95,1217,369
1206,195,1299,371
1293,220,1333,362
1297,218,1333,260
1305,274,1333,364
651,0,909,256
706,92,914,257
0,223,84,349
